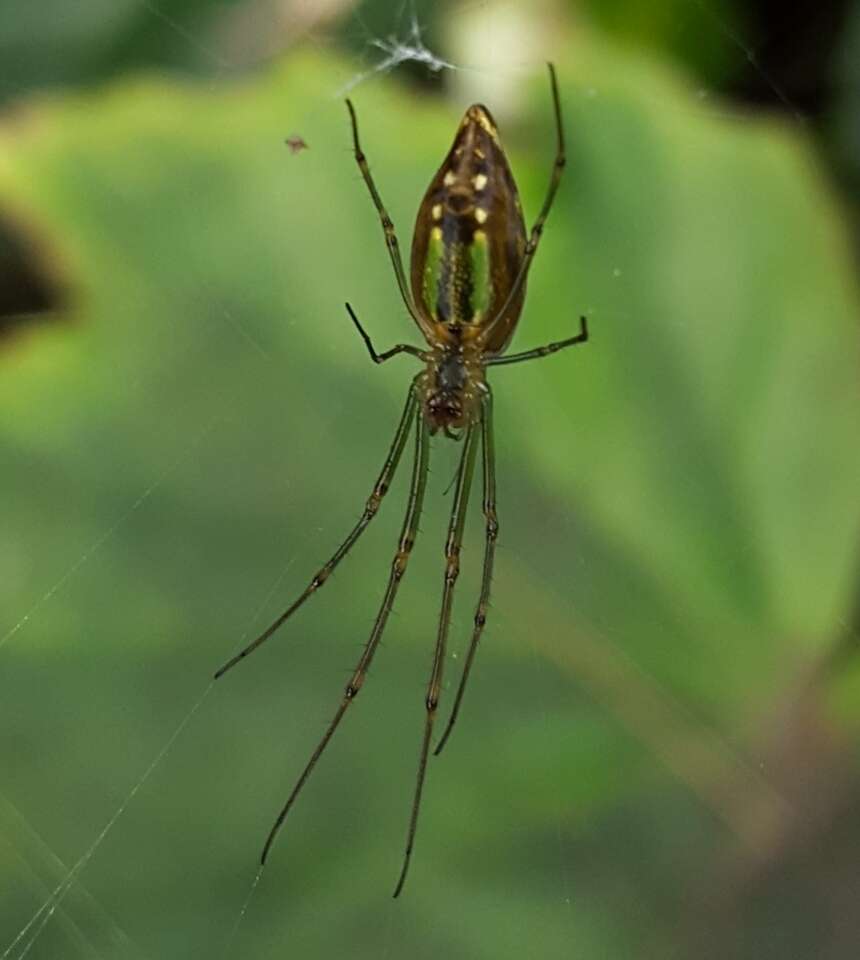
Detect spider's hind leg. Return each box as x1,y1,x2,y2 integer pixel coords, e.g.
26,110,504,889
478,63,566,351
346,99,423,327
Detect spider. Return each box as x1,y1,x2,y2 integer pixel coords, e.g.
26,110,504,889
215,63,589,897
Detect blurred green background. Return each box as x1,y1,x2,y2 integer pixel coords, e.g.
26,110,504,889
2,2,859,958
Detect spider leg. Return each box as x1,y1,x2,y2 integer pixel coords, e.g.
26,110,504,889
393,420,480,898
434,388,497,755
486,315,589,368
260,412,430,864
346,99,424,327
479,63,565,349
345,302,426,364
214,382,420,679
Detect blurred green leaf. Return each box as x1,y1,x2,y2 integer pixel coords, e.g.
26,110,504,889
1,29,858,960
0,0,225,102
579,0,741,84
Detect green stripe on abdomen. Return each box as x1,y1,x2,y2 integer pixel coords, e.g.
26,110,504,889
422,224,491,325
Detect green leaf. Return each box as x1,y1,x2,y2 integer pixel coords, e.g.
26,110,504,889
1,35,858,960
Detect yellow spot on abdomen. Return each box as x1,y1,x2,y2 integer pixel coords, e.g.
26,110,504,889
475,208,488,224
472,110,498,139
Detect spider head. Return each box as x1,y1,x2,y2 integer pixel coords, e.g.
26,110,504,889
425,350,470,433
426,391,464,434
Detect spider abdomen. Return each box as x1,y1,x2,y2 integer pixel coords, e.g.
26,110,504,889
410,104,528,355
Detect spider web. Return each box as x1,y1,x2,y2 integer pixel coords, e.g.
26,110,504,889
333,2,456,96
1,2,850,958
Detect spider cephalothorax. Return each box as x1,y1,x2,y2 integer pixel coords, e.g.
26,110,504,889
216,65,589,897
422,347,484,434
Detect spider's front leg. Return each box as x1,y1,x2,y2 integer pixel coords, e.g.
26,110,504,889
261,403,431,864
393,418,480,897
435,387,497,755
214,382,420,679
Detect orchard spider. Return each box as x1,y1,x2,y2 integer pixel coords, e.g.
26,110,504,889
216,63,589,896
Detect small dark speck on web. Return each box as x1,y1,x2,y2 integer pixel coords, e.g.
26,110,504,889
285,135,309,154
